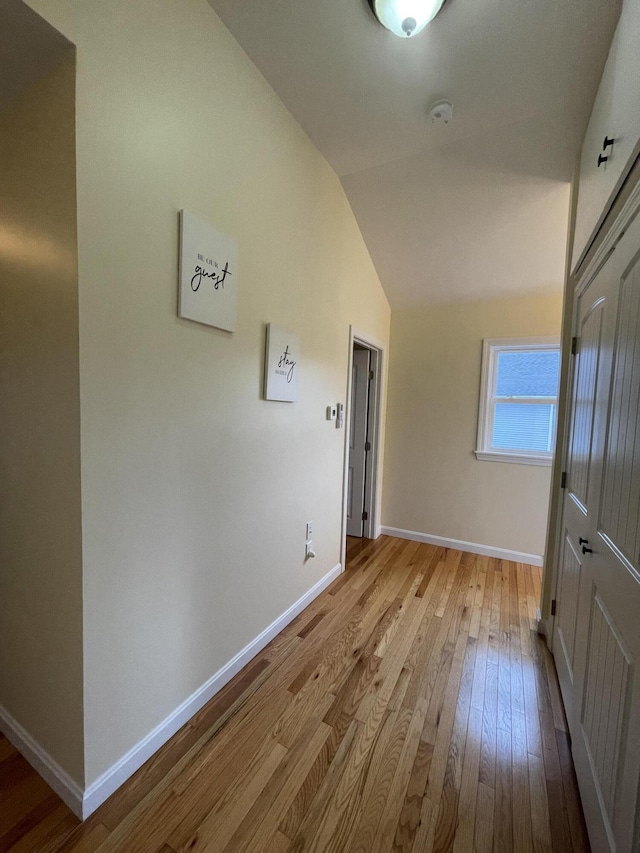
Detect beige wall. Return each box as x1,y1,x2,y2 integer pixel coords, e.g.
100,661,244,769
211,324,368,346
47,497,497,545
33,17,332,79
383,292,563,558
25,0,391,785
0,57,84,784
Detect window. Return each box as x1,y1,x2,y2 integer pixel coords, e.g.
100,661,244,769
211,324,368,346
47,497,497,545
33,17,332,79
475,337,560,466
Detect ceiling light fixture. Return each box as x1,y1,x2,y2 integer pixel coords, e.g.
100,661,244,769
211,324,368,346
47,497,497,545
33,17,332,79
368,0,446,38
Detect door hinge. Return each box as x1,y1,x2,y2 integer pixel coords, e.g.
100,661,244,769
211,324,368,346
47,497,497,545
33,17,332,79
362,510,368,521
551,599,557,617
561,471,567,489
364,441,371,452
571,336,579,355
369,370,374,381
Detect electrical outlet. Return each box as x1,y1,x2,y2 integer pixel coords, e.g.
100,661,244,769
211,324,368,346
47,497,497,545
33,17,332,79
306,521,314,540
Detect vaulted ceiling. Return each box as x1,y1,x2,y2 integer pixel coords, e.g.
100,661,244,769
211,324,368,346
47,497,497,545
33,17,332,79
209,0,621,306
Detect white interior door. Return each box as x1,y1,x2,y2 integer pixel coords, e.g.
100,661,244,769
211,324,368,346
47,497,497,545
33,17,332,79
346,347,370,538
554,210,640,853
553,249,618,729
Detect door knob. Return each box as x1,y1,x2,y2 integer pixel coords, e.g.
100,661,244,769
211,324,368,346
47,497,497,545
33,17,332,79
598,153,609,168
582,545,593,555
603,136,615,151
579,537,589,545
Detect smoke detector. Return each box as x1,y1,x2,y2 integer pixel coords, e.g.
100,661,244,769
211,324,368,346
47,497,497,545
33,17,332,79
428,99,453,126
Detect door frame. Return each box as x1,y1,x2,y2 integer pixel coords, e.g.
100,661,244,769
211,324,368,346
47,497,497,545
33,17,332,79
340,326,385,572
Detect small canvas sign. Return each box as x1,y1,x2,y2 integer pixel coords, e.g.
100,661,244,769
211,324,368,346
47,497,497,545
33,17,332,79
178,210,238,332
265,324,299,402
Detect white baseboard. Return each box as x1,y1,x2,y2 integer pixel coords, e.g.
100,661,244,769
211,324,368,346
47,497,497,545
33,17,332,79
536,608,548,638
380,526,543,567
82,561,342,818
0,704,84,818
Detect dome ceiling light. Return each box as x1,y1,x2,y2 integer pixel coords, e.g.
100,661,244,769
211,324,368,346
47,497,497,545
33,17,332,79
368,0,447,38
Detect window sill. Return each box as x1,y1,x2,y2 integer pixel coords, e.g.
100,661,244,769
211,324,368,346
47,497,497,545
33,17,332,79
474,450,552,467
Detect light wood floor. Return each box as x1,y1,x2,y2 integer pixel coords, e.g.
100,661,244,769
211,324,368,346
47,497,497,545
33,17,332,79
0,535,589,853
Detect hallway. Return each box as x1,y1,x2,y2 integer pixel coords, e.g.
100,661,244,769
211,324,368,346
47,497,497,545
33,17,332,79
0,535,588,852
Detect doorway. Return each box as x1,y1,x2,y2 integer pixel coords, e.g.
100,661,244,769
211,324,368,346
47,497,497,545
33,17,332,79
341,329,383,568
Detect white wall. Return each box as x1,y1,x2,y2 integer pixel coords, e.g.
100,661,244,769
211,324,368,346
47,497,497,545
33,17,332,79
383,292,563,559
0,56,84,785
25,0,391,787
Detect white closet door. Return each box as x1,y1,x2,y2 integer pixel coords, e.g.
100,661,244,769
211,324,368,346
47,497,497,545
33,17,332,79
553,247,619,731
556,210,640,853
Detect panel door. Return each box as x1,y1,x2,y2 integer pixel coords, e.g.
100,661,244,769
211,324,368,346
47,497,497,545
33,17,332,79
553,247,619,731
571,0,640,269
571,215,640,853
556,210,640,853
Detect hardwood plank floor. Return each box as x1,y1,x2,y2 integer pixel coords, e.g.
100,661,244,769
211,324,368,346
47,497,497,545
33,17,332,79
0,536,590,852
